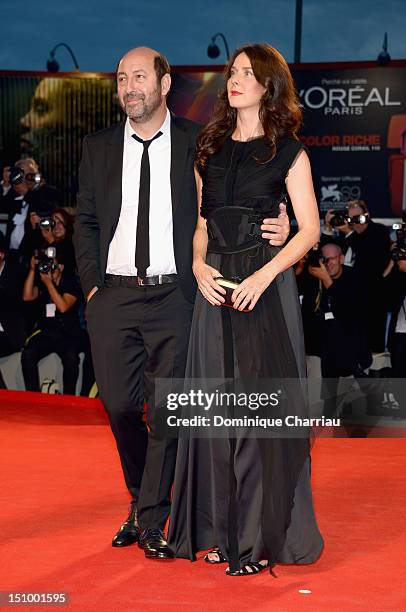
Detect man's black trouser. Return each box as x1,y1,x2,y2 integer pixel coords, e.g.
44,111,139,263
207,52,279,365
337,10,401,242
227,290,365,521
21,329,81,395
86,278,194,531
390,333,406,378
0,331,15,358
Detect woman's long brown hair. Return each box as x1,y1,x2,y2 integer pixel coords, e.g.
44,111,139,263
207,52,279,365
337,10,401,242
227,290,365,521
195,43,302,169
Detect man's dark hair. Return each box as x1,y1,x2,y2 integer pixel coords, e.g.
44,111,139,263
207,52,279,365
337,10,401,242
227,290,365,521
154,53,171,81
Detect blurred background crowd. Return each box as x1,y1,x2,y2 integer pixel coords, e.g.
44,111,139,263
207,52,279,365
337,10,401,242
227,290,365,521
0,159,93,395
0,154,405,418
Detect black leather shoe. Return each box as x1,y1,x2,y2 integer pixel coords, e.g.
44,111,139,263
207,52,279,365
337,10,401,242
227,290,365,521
112,503,140,547
138,528,175,559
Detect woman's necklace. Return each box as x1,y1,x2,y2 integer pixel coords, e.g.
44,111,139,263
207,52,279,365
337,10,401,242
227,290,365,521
235,122,263,142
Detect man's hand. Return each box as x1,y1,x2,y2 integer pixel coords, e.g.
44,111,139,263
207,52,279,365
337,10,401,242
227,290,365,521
30,212,41,229
295,256,307,276
324,209,351,235
324,209,335,232
39,270,53,287
87,286,99,303
261,203,290,246
308,261,332,288
336,222,352,235
14,182,29,197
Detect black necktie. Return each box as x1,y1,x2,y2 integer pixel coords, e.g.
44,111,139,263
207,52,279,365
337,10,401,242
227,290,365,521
132,131,163,276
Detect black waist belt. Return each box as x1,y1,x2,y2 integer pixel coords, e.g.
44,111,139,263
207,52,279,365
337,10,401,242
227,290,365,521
105,273,177,287
207,206,268,255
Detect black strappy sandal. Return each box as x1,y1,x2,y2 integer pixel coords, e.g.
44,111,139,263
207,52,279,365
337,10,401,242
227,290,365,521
203,548,227,564
226,561,277,576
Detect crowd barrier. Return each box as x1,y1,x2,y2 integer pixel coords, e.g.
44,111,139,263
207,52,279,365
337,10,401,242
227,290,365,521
0,351,85,395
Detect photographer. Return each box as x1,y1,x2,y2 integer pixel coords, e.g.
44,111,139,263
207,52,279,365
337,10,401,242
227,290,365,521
308,243,372,417
322,200,391,352
384,229,406,378
0,233,27,388
33,208,76,275
308,242,371,375
21,250,82,395
0,159,59,259
295,249,322,358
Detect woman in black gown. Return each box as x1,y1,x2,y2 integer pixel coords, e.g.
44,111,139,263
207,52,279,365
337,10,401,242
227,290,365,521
168,44,323,575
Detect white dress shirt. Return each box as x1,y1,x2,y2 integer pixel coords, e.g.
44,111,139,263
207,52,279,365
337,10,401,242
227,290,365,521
1,183,11,196
395,297,406,333
10,196,28,250
106,110,177,276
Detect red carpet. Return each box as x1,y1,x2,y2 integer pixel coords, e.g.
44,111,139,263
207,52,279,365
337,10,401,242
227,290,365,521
1,389,405,611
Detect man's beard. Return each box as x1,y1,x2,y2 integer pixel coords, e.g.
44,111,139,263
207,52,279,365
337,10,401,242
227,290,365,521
122,86,162,123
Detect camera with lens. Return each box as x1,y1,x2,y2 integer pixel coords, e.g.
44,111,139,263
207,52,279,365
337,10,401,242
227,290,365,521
347,213,369,225
35,246,58,274
391,219,406,262
9,165,41,186
38,215,55,230
307,245,323,267
329,209,348,228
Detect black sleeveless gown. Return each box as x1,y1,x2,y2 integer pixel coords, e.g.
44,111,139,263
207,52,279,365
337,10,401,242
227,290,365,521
168,136,324,569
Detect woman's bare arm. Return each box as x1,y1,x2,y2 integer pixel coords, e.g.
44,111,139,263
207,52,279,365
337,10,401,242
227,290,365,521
192,168,225,306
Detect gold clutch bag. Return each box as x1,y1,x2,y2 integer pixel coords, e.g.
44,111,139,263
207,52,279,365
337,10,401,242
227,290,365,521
214,277,250,313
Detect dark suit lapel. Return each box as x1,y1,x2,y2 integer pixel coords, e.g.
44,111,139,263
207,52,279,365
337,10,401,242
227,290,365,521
170,115,190,213
107,123,125,234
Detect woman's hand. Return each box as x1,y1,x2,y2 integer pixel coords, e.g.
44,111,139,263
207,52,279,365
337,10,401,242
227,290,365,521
30,212,41,229
231,268,275,311
41,226,54,244
193,260,226,306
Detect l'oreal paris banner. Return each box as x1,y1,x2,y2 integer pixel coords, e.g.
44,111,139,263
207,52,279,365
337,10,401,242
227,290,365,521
293,67,406,217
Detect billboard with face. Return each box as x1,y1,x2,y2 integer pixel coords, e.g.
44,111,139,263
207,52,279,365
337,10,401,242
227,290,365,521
0,74,122,203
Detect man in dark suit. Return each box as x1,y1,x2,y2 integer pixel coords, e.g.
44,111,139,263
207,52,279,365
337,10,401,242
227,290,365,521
322,200,391,352
308,242,372,419
74,46,289,560
308,242,371,374
0,233,27,362
384,257,406,377
1,159,59,260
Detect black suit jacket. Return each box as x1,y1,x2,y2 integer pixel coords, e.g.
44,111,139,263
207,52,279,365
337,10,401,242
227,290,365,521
344,221,391,284
321,221,391,286
319,266,372,372
73,115,201,303
384,267,406,350
0,258,27,350
0,185,58,254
